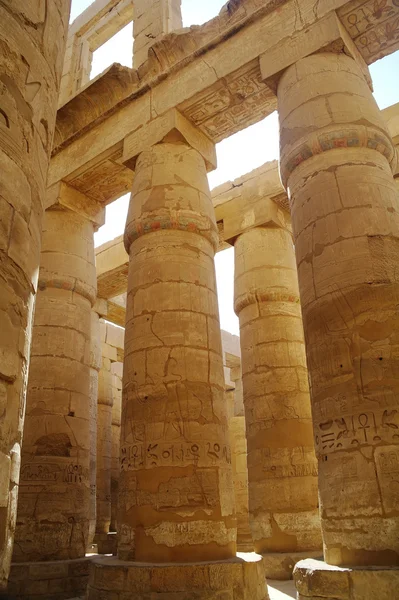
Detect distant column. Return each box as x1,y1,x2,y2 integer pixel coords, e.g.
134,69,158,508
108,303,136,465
229,367,253,553
88,310,101,547
110,361,123,533
13,204,98,563
0,0,71,587
234,225,321,576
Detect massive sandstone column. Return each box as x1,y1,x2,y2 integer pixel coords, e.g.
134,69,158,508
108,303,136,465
120,140,235,564
88,310,101,547
87,116,266,599
110,360,123,533
13,203,97,564
95,332,114,552
278,52,399,594
234,225,321,576
0,1,71,587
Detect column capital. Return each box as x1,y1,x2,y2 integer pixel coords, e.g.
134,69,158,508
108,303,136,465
120,108,217,172
46,181,106,230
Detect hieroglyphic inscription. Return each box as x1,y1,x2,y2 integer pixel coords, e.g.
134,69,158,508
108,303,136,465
315,409,399,454
120,441,231,471
180,61,276,143
20,463,89,483
338,0,399,63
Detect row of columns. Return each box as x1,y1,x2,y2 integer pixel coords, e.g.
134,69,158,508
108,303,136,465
1,9,398,595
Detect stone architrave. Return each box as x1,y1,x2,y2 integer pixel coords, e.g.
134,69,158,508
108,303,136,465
0,1,71,587
278,52,399,596
87,115,267,599
234,225,322,577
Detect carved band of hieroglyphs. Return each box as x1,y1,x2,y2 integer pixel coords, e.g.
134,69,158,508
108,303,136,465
20,463,89,483
280,125,395,186
315,408,399,455
234,290,300,314
338,0,399,63
262,462,318,478
120,441,232,471
124,214,219,252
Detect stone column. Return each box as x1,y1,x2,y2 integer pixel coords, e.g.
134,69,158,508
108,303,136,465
229,367,253,554
6,190,103,599
234,225,321,578
278,52,399,596
88,310,101,547
110,361,123,533
87,114,266,599
95,323,114,553
0,1,71,587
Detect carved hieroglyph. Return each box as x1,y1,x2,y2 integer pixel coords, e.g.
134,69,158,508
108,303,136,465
279,52,399,567
119,141,236,562
0,0,71,587
13,206,97,563
234,226,321,555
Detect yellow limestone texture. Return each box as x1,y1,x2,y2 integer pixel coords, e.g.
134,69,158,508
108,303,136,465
279,52,399,568
0,0,71,587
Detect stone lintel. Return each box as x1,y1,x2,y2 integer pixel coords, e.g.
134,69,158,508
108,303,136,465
213,161,291,245
46,181,105,228
121,108,217,172
260,11,372,92
87,554,268,599
294,558,399,600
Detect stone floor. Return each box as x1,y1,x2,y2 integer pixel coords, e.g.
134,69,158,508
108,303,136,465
68,580,296,600
268,580,296,599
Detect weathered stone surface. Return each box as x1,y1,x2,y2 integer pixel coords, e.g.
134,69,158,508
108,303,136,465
87,554,268,599
234,225,321,556
13,207,97,563
0,556,93,600
263,551,323,581
0,0,71,587
278,53,399,567
89,311,102,547
119,140,235,563
294,558,399,599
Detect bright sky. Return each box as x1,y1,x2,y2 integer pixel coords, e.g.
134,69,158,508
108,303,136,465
70,0,399,335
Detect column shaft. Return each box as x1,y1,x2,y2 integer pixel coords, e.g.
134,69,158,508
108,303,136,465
96,347,113,537
111,362,123,532
120,141,235,563
0,1,71,585
278,52,399,567
234,226,321,554
13,207,96,562
88,311,101,546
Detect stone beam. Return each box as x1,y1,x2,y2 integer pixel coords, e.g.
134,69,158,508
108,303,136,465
50,0,363,204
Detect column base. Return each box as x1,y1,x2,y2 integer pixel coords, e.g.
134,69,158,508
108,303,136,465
94,532,117,555
0,556,94,600
263,551,323,580
294,558,399,599
87,554,269,599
